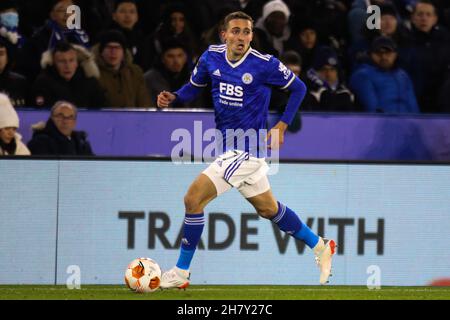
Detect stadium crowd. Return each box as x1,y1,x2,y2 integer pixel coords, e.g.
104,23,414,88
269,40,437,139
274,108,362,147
1,0,450,155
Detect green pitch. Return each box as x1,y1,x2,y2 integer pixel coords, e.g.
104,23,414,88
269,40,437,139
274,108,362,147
1,285,450,300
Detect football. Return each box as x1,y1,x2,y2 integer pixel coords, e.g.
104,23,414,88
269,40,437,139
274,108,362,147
124,257,162,293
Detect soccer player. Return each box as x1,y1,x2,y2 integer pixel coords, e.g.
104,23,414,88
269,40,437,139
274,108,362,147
157,11,336,289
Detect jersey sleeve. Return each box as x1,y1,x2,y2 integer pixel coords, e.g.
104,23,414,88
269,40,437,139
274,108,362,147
190,50,210,88
265,56,297,90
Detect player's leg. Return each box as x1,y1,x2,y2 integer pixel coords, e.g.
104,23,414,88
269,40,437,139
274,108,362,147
243,180,336,285
160,173,218,289
245,188,322,249
176,173,217,270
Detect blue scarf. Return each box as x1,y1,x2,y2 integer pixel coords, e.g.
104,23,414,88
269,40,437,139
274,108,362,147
47,19,90,49
0,24,23,48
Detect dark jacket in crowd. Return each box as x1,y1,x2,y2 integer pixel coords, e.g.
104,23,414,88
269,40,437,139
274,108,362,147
144,61,202,108
27,118,94,156
403,25,450,113
16,19,90,82
31,68,107,109
0,70,30,107
31,45,106,108
437,74,450,113
303,69,357,112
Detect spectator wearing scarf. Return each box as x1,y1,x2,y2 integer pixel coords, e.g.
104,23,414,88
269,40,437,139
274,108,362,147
16,0,90,82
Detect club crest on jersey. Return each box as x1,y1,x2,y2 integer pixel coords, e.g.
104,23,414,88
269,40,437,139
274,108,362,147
242,73,253,84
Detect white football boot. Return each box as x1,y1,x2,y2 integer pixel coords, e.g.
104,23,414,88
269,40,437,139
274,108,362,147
160,266,190,290
314,238,337,285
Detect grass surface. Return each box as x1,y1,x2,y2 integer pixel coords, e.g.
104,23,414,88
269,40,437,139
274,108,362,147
1,285,450,300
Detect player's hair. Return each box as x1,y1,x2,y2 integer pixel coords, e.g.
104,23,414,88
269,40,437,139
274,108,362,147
223,11,254,30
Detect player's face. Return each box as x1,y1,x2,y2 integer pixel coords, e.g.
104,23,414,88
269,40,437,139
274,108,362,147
223,19,253,60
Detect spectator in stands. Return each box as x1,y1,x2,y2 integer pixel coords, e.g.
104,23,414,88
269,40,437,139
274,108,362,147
403,0,450,113
348,0,390,45
0,0,23,50
349,36,419,113
269,50,303,112
0,37,29,107
93,29,151,108
348,3,413,71
109,0,144,65
144,39,202,108
27,100,94,155
16,0,90,82
31,41,106,108
0,93,30,155
76,0,115,43
200,5,236,52
289,0,349,54
139,2,199,72
254,0,291,57
304,46,356,112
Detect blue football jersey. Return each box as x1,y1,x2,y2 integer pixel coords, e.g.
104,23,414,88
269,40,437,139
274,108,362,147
189,44,297,157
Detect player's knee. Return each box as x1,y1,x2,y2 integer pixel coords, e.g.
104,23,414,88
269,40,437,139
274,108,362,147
184,193,202,212
256,206,278,219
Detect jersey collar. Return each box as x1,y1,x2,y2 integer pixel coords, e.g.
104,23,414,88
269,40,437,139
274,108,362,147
225,46,252,68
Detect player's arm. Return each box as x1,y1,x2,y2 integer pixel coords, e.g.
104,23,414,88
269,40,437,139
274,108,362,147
267,77,307,149
265,56,307,148
156,83,204,108
157,51,210,108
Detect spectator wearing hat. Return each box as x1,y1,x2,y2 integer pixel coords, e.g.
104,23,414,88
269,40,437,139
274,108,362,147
16,0,91,82
254,0,291,57
109,0,145,65
0,93,30,155
27,100,94,155
144,39,202,108
0,37,29,107
93,29,151,108
304,46,356,112
349,36,419,113
403,0,450,113
31,41,106,109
